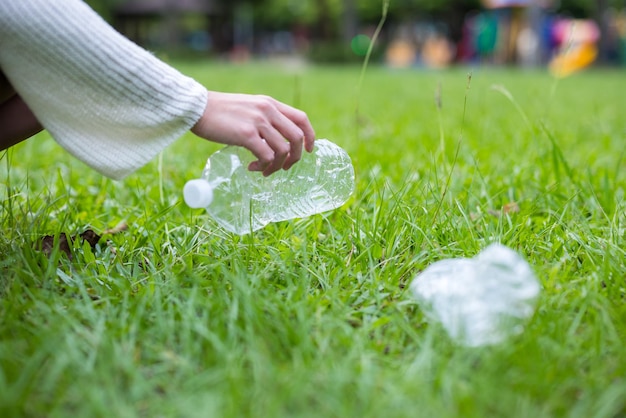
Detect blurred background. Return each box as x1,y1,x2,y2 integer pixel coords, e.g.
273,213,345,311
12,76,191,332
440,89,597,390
87,0,626,72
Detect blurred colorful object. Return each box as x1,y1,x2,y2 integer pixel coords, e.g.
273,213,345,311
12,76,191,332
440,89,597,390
549,19,599,77
482,0,533,8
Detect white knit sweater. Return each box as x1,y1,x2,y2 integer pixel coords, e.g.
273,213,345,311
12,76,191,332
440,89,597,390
0,0,208,179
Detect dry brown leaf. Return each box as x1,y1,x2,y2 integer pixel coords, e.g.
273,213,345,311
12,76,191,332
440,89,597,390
103,220,128,235
39,230,101,259
38,221,127,259
502,201,520,214
488,201,520,217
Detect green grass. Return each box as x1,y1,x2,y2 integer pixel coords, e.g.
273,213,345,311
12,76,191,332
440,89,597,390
1,61,625,417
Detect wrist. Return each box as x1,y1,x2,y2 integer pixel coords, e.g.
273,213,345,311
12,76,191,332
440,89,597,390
191,90,212,136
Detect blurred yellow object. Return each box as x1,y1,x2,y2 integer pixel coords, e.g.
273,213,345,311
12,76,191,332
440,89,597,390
549,42,598,78
422,36,454,69
385,39,416,69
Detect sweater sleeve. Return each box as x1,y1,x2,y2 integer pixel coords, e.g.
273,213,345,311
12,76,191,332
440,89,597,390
0,0,209,180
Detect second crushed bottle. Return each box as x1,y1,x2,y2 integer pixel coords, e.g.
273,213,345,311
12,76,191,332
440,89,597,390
183,139,355,235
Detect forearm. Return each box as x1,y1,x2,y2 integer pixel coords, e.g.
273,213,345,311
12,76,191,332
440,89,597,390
0,94,44,150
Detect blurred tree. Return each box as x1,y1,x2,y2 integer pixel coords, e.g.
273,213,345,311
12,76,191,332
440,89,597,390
251,0,321,29
88,0,624,34
342,0,357,44
248,0,483,41
88,0,624,61
84,0,125,20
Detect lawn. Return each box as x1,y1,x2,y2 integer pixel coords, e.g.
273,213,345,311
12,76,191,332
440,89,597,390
1,61,625,417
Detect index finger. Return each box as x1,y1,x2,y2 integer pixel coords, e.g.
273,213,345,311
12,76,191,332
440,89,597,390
275,102,316,153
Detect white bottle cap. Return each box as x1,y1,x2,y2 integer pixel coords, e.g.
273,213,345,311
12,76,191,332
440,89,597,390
183,179,214,208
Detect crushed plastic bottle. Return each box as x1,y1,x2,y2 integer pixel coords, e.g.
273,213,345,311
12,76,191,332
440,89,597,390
183,139,355,235
410,244,541,347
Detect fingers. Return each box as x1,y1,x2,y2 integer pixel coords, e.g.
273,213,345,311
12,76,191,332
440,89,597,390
192,91,316,176
242,123,290,176
244,137,275,174
263,104,304,171
256,96,316,174
259,122,291,176
274,101,316,153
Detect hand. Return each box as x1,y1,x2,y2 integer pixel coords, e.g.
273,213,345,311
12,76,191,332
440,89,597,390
191,91,316,176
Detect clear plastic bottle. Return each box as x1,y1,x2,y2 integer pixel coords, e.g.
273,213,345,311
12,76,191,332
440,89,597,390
410,244,541,347
183,139,355,235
